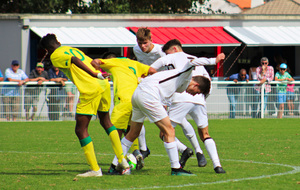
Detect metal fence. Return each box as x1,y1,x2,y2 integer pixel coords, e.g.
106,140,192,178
0,81,299,121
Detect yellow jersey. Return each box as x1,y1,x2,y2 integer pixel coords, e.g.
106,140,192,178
100,58,150,102
50,46,107,97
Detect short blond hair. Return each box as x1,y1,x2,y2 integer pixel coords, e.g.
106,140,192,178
136,27,152,41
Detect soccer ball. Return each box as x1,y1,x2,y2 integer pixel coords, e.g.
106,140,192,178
126,153,137,170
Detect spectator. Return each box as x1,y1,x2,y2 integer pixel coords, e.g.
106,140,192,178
0,69,3,81
48,65,68,120
2,60,29,121
252,57,274,118
286,83,295,116
225,69,249,119
24,62,49,121
274,63,294,118
247,62,259,117
63,81,76,118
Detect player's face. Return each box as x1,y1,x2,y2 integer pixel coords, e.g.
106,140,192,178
137,39,152,53
186,83,201,96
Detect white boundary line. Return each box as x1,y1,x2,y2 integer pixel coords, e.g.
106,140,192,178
1,151,299,189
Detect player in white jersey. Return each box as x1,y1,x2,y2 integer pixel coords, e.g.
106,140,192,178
133,27,166,66
115,51,225,176
152,39,226,173
132,27,166,160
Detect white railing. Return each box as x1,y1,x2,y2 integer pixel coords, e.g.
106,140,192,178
0,81,299,121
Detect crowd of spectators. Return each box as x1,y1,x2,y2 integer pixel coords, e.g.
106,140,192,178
0,60,75,121
225,57,296,119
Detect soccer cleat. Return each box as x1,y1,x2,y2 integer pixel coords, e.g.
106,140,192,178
140,147,151,159
171,168,196,176
179,147,194,168
196,152,207,167
214,166,226,174
108,164,131,175
76,169,103,177
116,158,130,171
132,149,145,170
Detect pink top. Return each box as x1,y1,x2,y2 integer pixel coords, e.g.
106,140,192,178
255,66,274,93
287,84,295,92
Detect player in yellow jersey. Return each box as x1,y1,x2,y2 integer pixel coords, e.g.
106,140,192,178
91,52,156,174
39,34,130,177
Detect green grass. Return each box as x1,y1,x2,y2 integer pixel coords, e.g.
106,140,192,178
0,119,299,190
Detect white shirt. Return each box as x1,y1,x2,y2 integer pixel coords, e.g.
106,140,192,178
151,52,212,105
133,43,166,66
139,57,216,105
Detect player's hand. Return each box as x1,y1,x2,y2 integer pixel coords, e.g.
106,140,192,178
216,53,225,63
102,73,111,79
91,59,102,70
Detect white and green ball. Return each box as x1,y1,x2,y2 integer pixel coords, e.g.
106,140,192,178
126,153,137,170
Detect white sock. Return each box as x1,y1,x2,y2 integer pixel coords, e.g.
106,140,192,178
112,137,132,166
164,141,181,169
181,119,203,154
204,138,221,168
175,137,187,153
138,125,147,151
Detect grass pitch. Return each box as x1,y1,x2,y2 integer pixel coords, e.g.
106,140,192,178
0,119,299,189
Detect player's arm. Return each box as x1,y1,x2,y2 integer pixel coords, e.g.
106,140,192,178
90,59,111,79
191,53,225,66
71,57,109,79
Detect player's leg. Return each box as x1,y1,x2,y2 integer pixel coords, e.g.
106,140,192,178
169,102,195,168
198,127,225,174
75,114,102,177
156,117,196,176
138,125,151,159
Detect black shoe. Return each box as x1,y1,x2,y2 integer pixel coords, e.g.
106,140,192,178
196,152,207,167
171,168,196,176
214,166,226,174
140,147,150,159
179,148,193,168
132,149,144,170
107,164,131,175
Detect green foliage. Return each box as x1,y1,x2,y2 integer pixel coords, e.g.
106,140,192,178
0,119,299,189
0,0,193,14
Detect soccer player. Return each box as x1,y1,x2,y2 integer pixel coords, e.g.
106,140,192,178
39,33,130,177
151,39,226,173
132,27,166,159
117,51,225,176
133,27,166,66
90,52,156,173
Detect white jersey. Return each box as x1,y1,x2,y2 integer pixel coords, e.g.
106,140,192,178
151,52,211,105
133,43,166,66
139,57,216,105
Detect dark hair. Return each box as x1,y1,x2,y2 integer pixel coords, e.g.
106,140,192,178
192,75,211,97
162,39,182,52
102,52,117,59
39,33,58,50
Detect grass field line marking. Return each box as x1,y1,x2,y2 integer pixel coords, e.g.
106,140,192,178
1,150,299,190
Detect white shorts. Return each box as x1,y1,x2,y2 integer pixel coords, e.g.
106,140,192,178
131,87,168,123
168,102,208,129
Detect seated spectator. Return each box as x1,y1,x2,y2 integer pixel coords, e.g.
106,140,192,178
24,62,49,121
275,63,294,118
225,69,249,119
2,60,29,121
48,65,68,120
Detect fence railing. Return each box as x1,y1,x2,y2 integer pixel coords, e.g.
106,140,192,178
0,81,299,121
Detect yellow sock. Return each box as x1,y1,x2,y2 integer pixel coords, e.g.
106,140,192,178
130,138,139,152
106,126,125,163
80,136,100,171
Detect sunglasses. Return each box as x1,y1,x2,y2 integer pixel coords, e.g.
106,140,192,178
261,62,268,65
280,68,286,71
